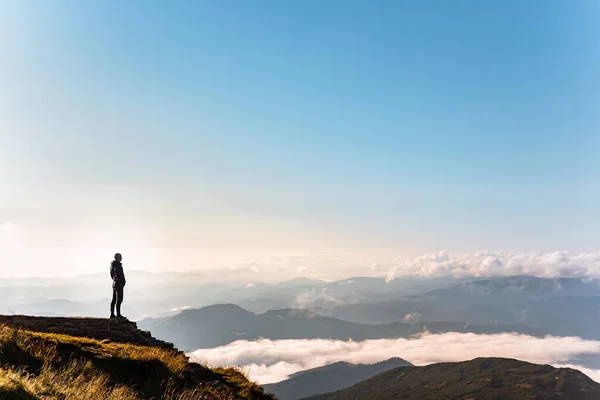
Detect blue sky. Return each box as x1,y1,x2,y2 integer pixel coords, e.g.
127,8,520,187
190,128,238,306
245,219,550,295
1,1,600,275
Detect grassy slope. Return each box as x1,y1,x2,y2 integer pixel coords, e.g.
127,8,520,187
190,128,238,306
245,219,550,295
0,324,275,400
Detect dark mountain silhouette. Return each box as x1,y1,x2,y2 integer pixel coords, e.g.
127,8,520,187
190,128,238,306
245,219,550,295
264,358,413,400
301,357,600,400
138,304,540,351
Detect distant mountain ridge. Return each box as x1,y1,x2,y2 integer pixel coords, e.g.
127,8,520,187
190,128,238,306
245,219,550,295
264,358,413,400
138,304,541,351
306,276,600,336
425,275,600,305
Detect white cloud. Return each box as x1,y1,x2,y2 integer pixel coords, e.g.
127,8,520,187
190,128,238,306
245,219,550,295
385,251,600,281
188,332,600,384
402,312,422,324
294,288,340,309
169,305,192,313
193,250,600,283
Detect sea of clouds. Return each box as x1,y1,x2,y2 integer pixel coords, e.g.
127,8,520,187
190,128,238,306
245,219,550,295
189,332,600,384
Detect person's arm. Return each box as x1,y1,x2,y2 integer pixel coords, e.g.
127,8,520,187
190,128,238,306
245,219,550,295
120,266,126,286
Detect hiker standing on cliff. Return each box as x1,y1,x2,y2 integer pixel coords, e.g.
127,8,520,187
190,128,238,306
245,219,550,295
110,253,127,320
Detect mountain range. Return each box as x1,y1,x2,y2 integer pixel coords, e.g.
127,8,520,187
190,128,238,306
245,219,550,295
137,304,541,351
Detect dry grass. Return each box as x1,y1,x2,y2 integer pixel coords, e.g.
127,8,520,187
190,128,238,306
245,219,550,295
0,324,275,400
213,367,268,399
1,327,189,374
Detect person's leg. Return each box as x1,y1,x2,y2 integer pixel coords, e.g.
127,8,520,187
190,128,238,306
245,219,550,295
110,288,117,318
116,286,124,318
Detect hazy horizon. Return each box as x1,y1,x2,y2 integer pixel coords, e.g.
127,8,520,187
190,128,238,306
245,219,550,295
3,246,600,281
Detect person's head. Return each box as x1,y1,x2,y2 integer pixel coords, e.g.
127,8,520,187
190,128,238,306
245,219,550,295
114,253,122,262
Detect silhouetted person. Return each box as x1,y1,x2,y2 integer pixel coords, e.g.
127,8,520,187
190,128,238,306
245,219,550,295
110,253,127,319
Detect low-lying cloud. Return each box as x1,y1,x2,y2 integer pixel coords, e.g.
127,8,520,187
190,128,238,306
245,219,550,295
294,288,340,309
188,332,600,384
384,251,600,281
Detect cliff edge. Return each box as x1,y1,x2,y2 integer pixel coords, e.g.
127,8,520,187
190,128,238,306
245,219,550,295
0,315,175,350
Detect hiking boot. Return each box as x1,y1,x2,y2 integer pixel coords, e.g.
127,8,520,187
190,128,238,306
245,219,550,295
117,315,128,320
110,314,117,319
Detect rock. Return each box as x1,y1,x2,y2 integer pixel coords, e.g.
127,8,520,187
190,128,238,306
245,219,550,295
0,315,176,350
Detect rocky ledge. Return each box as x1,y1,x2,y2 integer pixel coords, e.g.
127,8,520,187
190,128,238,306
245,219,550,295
0,315,176,350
